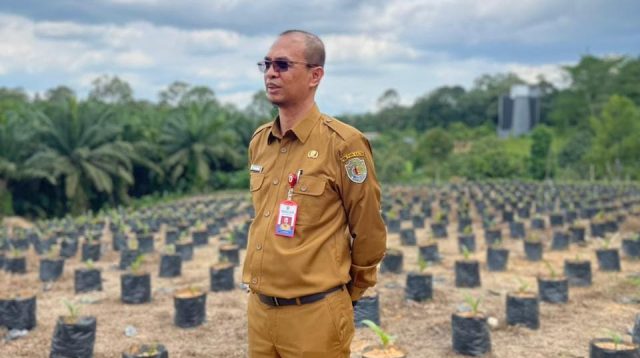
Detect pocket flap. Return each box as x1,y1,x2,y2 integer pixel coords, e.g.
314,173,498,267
250,173,265,192
293,176,326,196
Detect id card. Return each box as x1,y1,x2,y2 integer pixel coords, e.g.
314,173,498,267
275,200,298,237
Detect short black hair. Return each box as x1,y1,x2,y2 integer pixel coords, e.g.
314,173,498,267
279,29,325,67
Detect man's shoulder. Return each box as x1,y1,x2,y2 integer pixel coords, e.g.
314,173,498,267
251,121,273,140
320,114,362,142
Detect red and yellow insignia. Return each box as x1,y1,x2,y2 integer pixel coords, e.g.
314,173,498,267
345,157,367,183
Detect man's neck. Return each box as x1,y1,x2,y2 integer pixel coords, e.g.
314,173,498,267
278,98,315,134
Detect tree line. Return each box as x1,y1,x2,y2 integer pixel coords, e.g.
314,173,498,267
1,54,639,219
345,55,640,183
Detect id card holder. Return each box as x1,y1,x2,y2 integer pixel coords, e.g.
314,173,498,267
275,200,298,237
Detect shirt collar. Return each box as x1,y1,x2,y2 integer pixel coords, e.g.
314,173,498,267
268,104,321,144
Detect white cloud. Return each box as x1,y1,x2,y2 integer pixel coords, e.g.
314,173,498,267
324,34,421,63
218,90,256,109
0,0,637,115
115,51,154,68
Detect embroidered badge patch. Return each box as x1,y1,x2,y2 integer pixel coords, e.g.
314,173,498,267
340,151,365,162
345,157,367,183
307,150,319,159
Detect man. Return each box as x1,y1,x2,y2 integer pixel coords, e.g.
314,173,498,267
244,29,387,358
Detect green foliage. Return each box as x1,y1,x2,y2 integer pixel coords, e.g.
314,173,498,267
462,294,481,315
85,259,95,270
587,95,640,179
160,103,243,189
361,319,395,348
63,299,80,320
543,260,557,279
606,329,623,350
417,254,429,272
516,277,530,293
2,54,640,219
461,245,471,260
529,126,554,180
129,254,145,273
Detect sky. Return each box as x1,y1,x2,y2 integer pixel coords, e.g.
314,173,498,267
0,0,639,115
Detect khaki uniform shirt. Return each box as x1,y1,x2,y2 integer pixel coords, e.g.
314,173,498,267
243,104,387,301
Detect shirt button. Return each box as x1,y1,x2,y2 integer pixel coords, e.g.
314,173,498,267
251,278,258,284
256,244,262,250
280,147,287,153
264,210,270,217
273,178,279,185
301,185,308,192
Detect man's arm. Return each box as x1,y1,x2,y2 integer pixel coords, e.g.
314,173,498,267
337,133,387,302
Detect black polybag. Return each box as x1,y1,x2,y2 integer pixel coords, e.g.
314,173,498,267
0,295,37,330
451,313,491,356
596,249,621,271
405,272,432,302
5,257,27,274
455,261,480,288
380,251,403,274
122,344,169,358
174,293,206,328
564,261,592,287
537,277,568,303
589,338,640,358
418,244,440,263
121,273,151,304
119,249,140,270
159,254,181,278
633,314,640,345
506,294,539,329
49,316,96,358
551,231,570,250
354,294,380,328
39,258,65,282
81,243,101,262
486,247,509,271
75,269,102,294
209,264,234,292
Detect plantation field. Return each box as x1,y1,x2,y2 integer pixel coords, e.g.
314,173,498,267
1,183,640,357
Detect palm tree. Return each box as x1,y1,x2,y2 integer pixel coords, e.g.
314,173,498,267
0,110,56,215
29,98,135,214
160,102,243,189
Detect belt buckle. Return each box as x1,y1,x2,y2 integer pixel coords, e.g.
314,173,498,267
272,297,280,306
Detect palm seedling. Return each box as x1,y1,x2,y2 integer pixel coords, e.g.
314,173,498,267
461,245,471,261
462,294,481,315
129,255,145,274
361,319,396,348
62,299,80,323
543,260,557,279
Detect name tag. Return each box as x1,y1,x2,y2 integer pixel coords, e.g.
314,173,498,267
275,200,298,238
250,164,263,173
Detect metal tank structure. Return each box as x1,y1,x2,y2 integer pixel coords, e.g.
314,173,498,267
498,85,541,138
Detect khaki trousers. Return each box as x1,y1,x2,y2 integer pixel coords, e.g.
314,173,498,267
248,287,354,358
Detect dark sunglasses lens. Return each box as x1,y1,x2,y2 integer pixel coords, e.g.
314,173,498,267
273,60,289,72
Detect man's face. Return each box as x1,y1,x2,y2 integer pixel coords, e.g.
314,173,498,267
263,34,321,107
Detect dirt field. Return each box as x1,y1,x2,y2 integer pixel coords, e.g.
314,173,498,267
2,199,640,357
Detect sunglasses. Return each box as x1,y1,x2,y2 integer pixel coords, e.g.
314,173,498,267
257,59,321,73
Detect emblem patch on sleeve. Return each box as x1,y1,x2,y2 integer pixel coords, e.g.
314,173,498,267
345,157,367,183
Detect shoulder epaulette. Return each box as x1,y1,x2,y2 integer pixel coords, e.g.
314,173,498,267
321,115,359,142
251,121,273,140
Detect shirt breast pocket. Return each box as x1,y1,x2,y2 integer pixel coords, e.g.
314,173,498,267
249,173,266,213
292,176,327,226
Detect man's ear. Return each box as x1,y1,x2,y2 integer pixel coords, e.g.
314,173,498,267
309,66,324,88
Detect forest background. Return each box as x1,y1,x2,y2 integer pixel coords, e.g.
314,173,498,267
0,54,639,219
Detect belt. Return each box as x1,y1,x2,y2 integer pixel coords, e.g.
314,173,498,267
258,285,343,307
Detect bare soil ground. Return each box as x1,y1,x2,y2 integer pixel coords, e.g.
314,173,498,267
2,208,640,357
